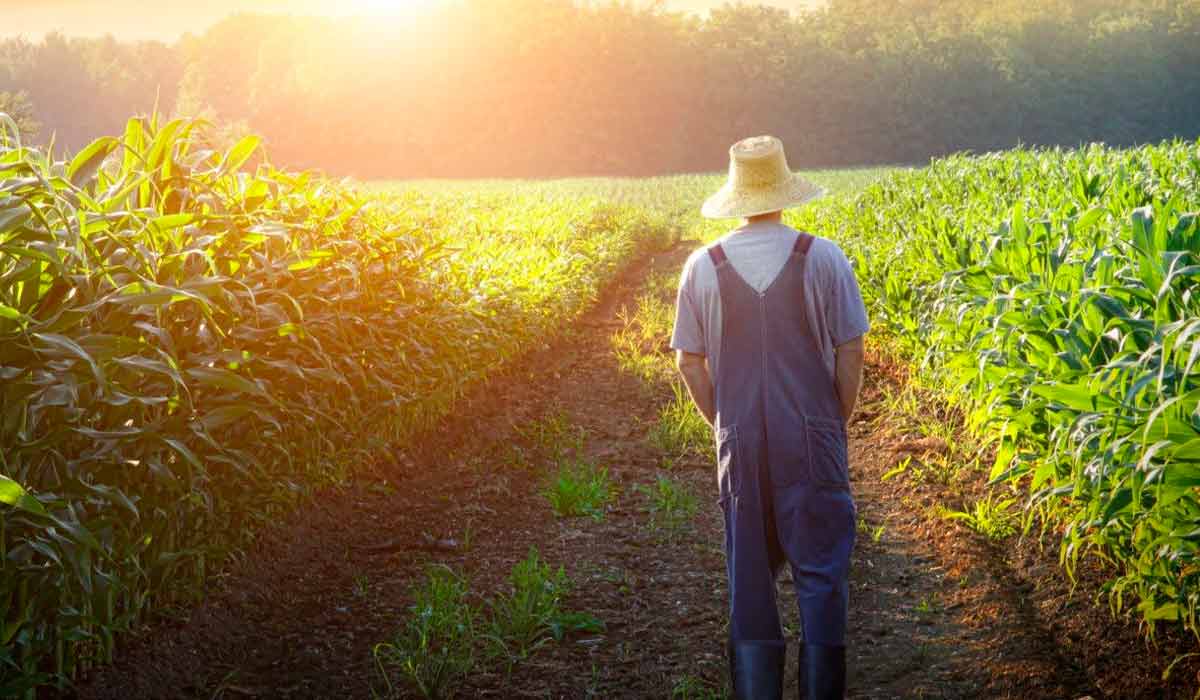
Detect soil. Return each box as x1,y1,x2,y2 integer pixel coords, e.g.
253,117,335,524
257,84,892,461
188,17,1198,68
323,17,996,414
73,243,1199,699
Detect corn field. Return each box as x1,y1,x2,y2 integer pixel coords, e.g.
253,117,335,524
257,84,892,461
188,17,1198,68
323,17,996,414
790,141,1200,640
6,105,1200,694
0,114,671,694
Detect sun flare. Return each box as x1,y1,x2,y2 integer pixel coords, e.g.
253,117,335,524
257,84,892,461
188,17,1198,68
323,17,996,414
347,0,441,13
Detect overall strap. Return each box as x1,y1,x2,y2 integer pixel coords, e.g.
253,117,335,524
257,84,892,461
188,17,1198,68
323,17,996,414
792,232,814,257
711,234,810,268
708,244,729,267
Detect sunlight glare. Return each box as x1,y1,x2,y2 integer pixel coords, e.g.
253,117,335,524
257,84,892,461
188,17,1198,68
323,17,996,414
350,0,439,14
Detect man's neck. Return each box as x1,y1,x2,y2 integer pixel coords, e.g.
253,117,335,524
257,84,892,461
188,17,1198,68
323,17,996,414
743,211,783,226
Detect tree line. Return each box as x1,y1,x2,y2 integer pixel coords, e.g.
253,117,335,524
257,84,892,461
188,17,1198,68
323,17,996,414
2,0,1198,178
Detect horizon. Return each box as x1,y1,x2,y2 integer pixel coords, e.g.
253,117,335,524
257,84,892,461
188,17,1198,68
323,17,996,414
0,0,824,42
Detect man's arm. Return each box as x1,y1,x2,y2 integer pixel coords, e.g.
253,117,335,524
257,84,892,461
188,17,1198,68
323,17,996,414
676,350,716,428
834,335,865,423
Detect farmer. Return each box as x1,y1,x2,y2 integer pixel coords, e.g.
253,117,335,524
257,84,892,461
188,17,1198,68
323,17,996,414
671,135,867,699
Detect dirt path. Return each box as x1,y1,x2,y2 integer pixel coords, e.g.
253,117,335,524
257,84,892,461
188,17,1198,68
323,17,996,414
74,244,1184,699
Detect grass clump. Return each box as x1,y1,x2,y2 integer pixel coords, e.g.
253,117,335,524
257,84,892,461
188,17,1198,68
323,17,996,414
671,674,727,699
637,476,699,535
648,382,712,467
542,457,614,521
610,271,678,387
518,409,586,460
939,492,1018,541
373,566,477,700
374,552,603,697
484,547,604,671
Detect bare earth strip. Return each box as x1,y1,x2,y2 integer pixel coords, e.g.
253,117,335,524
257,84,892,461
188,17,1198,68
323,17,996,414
75,243,1185,699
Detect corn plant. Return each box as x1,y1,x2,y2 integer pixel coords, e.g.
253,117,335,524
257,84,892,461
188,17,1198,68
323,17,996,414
796,139,1200,640
0,112,671,692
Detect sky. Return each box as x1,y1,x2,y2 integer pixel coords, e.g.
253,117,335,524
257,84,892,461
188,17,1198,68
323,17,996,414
0,0,822,42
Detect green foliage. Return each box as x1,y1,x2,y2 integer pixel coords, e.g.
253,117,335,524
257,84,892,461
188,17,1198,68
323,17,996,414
0,116,668,692
542,458,614,521
815,138,1200,640
373,566,477,700
649,383,712,466
637,476,699,534
483,547,604,670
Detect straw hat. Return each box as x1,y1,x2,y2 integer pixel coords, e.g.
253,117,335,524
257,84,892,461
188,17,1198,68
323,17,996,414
701,135,825,219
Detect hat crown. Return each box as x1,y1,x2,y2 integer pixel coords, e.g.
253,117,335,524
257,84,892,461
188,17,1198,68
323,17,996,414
728,135,792,190
700,134,823,219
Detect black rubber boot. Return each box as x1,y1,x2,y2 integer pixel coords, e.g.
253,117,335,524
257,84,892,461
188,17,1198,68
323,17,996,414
728,640,785,700
798,643,846,700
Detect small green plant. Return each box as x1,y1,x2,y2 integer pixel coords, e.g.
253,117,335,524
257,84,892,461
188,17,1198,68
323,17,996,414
649,382,712,466
637,475,699,534
857,516,886,543
484,547,604,671
672,675,727,699
542,457,614,521
915,595,938,616
520,410,586,460
373,566,477,699
584,661,604,698
881,455,913,481
940,492,1017,541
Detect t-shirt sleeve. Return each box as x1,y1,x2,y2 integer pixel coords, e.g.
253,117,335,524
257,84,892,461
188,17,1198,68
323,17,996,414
821,243,870,346
670,255,706,356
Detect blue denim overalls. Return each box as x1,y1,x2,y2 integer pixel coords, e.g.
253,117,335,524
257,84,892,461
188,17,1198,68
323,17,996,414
711,233,856,698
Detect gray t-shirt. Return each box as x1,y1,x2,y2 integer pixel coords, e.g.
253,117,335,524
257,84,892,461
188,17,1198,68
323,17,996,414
670,222,870,381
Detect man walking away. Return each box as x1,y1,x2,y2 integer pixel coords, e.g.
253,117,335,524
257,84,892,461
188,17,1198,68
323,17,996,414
671,135,868,700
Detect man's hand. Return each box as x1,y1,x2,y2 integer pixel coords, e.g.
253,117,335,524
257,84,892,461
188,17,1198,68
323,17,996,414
675,350,716,428
834,335,866,423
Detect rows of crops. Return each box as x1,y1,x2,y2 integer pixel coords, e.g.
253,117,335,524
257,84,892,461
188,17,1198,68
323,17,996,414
0,115,672,694
6,105,1196,690
790,141,1200,639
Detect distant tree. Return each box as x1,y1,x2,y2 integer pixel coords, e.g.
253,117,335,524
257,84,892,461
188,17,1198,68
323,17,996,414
3,0,1199,175
0,32,182,152
0,90,39,141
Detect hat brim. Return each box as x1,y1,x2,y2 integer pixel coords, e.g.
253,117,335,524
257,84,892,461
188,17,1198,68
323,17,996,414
700,175,826,219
